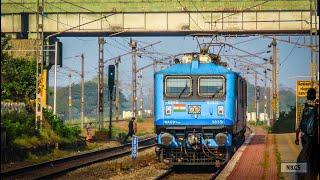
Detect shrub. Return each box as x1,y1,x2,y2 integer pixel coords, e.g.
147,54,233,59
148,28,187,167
137,117,144,123
39,129,61,144
116,132,127,142
136,131,148,136
2,112,38,145
256,120,265,126
13,136,41,149
43,109,82,140
272,107,296,133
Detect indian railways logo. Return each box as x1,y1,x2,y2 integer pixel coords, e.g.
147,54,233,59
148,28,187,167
281,163,307,173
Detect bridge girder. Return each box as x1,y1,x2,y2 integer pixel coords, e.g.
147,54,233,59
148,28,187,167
1,10,318,37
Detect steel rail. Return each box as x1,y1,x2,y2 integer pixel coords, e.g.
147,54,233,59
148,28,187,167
155,167,223,180
210,166,224,180
1,136,156,180
155,168,173,180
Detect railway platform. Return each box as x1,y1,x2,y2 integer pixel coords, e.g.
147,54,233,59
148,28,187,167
218,127,302,180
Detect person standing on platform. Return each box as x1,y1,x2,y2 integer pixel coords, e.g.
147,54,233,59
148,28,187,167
295,88,318,180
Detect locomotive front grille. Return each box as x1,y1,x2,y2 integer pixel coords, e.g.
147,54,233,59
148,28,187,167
162,147,226,165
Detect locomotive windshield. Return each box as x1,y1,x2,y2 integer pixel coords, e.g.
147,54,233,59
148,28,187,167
198,76,225,97
165,76,192,98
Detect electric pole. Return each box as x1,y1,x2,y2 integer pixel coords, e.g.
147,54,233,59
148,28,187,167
271,36,279,121
130,39,137,118
254,71,258,122
115,57,120,121
139,71,143,118
80,53,85,128
68,70,72,121
310,0,319,87
53,41,58,115
35,0,44,130
263,70,268,125
269,78,273,123
98,37,105,130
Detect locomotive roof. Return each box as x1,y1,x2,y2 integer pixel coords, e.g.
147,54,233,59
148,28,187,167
156,61,239,76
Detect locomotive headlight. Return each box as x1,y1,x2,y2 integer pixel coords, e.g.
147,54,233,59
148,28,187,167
215,133,227,146
217,105,224,116
161,133,173,146
165,105,172,115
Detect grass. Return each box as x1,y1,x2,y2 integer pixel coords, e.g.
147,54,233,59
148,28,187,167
13,136,41,149
136,130,148,137
252,121,272,133
26,141,105,164
13,127,80,149
1,0,312,13
27,149,70,163
92,151,158,179
85,142,100,151
274,136,285,180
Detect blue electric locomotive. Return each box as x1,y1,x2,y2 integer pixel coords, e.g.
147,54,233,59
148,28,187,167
154,52,247,166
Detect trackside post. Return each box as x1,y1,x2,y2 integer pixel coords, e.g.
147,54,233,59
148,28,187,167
131,135,138,159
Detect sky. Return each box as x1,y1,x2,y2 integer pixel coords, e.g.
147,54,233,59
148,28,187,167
49,35,316,99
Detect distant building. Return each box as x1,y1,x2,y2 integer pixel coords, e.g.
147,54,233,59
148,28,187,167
123,109,152,119
122,111,133,119
247,112,270,125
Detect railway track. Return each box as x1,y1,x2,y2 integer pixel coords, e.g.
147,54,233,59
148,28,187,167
1,136,156,180
156,165,224,180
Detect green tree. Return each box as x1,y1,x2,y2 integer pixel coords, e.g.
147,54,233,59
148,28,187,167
1,37,36,102
48,77,130,120
247,83,295,113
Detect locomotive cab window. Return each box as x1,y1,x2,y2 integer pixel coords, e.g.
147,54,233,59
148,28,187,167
198,76,225,97
165,76,192,98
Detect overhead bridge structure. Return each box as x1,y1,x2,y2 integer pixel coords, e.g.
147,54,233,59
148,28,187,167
1,0,319,37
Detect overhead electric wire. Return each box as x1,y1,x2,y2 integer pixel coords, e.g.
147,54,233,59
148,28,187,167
233,36,262,46
102,41,161,64
176,0,204,30
7,0,74,29
205,41,269,62
110,38,131,51
280,36,301,66
260,35,313,49
189,0,207,21
212,1,270,23
46,1,102,43
106,41,130,53
59,0,112,26
7,0,114,40
222,51,270,70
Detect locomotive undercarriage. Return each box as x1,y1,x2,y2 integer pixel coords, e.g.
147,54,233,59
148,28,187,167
156,146,228,166
155,126,242,166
